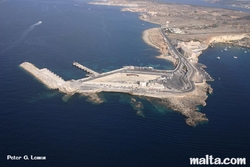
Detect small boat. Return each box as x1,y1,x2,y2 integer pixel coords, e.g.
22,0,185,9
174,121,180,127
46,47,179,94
224,47,228,51
244,51,247,53
234,56,237,59
217,57,221,60
228,46,231,49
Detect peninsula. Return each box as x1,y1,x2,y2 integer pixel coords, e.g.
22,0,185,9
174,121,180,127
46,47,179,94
20,27,213,126
20,0,250,126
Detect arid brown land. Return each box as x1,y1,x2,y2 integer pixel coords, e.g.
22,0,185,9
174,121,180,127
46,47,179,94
91,0,250,47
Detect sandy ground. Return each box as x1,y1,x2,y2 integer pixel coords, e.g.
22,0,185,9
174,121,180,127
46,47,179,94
142,28,177,64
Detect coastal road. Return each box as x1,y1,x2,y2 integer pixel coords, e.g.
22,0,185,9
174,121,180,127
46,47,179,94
160,28,196,92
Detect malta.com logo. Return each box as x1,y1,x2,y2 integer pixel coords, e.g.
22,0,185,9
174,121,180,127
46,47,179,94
190,155,246,165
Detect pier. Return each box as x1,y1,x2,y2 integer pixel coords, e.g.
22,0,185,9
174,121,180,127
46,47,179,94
20,62,66,89
73,62,99,76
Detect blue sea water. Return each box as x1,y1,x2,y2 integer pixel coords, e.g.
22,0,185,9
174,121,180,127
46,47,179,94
0,0,250,167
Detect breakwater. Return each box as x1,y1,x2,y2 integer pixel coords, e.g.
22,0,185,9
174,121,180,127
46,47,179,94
20,62,75,93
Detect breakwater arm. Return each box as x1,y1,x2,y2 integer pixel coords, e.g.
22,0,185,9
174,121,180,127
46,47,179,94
20,62,75,93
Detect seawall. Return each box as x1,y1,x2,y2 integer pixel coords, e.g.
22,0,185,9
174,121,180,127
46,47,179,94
20,62,66,90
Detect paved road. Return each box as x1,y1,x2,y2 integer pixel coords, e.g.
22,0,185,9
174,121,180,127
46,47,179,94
160,28,196,92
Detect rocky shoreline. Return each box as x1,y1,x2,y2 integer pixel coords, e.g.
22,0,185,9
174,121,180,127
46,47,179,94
146,83,213,126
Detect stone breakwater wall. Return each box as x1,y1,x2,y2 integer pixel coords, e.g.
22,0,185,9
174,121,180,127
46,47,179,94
20,62,66,90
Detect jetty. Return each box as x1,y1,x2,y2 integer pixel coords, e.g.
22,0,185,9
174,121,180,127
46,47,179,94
20,62,66,89
73,62,99,76
20,62,76,93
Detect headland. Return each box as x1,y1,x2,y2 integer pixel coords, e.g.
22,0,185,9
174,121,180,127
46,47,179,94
20,0,250,126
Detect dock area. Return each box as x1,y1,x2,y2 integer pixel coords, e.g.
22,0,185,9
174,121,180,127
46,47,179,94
73,62,99,76
19,28,214,98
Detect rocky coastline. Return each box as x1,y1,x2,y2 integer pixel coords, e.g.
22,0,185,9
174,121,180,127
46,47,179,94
146,83,213,126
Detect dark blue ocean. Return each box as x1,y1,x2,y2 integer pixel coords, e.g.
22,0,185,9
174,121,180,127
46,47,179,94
1,0,250,167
